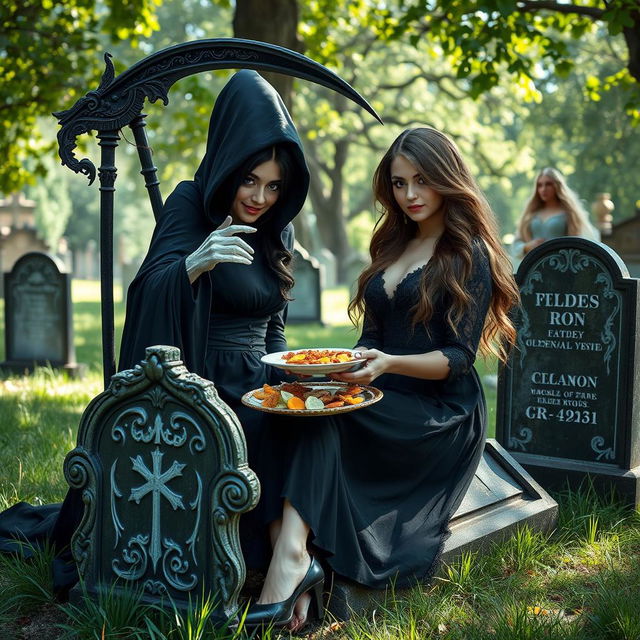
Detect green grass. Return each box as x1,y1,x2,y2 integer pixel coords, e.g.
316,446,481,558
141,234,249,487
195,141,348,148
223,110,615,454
2,281,639,638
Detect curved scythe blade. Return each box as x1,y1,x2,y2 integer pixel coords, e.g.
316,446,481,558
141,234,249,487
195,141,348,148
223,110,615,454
54,39,383,183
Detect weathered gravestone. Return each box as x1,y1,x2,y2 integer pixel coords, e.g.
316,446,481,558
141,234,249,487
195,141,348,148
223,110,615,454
288,242,323,324
496,237,640,506
325,439,558,620
2,252,83,376
345,251,369,298
64,345,259,619
314,248,338,289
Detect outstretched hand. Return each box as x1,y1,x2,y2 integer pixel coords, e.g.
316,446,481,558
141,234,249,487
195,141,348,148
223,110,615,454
330,349,391,385
185,216,257,283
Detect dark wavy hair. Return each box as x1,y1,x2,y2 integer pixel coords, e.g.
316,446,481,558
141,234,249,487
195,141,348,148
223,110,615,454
349,127,519,362
222,144,298,299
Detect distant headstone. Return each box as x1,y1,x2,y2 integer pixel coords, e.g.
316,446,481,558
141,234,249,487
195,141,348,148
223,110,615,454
314,248,338,288
64,345,259,619
601,206,640,277
0,193,49,297
2,252,83,376
122,257,143,304
344,251,369,297
288,242,322,324
496,237,640,506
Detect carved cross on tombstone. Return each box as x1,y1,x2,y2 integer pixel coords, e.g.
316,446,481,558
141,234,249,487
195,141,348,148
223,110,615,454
64,345,259,618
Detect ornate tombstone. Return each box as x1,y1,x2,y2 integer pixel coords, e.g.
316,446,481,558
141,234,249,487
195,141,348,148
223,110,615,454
64,345,259,618
496,238,640,506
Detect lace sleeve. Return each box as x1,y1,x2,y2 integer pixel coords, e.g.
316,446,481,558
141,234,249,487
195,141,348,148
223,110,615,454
354,306,382,350
440,242,492,379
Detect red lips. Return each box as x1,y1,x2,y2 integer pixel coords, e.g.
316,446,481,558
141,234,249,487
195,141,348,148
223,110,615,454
243,204,263,215
408,204,424,212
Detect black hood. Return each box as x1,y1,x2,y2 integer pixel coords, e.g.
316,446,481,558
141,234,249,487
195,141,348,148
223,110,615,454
193,69,309,234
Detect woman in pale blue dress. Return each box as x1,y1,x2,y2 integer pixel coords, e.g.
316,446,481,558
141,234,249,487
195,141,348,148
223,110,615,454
511,167,599,262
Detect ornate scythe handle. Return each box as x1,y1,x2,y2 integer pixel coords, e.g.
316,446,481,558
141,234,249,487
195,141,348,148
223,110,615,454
53,39,382,388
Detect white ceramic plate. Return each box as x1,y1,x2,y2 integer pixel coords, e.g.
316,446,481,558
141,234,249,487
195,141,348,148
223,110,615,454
241,382,383,416
261,348,365,376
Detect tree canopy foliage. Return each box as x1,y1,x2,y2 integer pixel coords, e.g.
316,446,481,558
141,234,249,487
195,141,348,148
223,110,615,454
3,0,640,276
303,1,640,119
0,0,160,194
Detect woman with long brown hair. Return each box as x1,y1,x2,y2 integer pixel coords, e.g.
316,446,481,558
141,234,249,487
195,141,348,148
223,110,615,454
512,166,599,260
246,127,519,632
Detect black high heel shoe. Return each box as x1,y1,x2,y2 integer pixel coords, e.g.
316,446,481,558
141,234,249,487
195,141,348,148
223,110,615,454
244,556,324,628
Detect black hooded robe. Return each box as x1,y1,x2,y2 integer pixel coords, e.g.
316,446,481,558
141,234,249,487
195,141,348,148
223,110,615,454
0,70,310,588
118,69,310,568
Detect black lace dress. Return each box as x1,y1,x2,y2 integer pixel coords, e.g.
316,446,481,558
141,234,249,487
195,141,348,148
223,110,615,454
260,243,491,588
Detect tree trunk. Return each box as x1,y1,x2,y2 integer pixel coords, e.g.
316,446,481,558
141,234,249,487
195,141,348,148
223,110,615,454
233,0,313,249
232,0,301,112
622,10,640,84
306,137,352,282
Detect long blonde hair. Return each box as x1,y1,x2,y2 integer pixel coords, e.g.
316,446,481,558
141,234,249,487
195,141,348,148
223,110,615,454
518,167,594,241
349,127,519,362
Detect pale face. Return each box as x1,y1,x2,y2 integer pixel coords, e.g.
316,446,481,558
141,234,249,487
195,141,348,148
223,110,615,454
390,154,444,230
536,175,557,203
231,158,282,224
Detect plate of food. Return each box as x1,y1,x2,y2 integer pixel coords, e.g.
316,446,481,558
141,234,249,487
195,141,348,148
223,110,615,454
261,348,365,376
241,381,383,416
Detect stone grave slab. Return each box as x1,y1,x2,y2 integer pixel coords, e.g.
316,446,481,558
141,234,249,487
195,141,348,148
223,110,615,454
325,439,557,620
496,238,640,506
64,345,259,620
2,251,84,376
288,242,323,324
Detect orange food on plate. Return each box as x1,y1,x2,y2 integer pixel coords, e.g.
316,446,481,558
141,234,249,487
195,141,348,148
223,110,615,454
251,382,369,411
282,349,356,365
287,396,306,410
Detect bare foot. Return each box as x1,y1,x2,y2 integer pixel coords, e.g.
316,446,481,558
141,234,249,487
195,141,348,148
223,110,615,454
287,592,311,632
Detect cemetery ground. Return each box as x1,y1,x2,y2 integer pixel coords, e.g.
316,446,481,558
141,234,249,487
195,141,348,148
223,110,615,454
0,283,639,639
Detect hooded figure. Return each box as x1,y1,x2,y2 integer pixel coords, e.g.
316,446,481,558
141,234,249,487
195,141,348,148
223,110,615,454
118,70,310,568
120,69,309,379
0,72,310,590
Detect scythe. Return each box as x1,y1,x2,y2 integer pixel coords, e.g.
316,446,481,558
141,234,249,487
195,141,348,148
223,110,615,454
54,39,382,387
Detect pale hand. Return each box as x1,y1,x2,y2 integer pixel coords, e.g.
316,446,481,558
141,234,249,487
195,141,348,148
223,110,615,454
330,349,390,385
185,216,256,284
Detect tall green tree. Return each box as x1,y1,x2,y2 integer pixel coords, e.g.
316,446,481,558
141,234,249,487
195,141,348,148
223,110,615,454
517,32,640,221
0,0,160,194
58,0,234,259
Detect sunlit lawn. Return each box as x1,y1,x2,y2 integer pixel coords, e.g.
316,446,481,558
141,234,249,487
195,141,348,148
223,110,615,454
2,281,638,639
